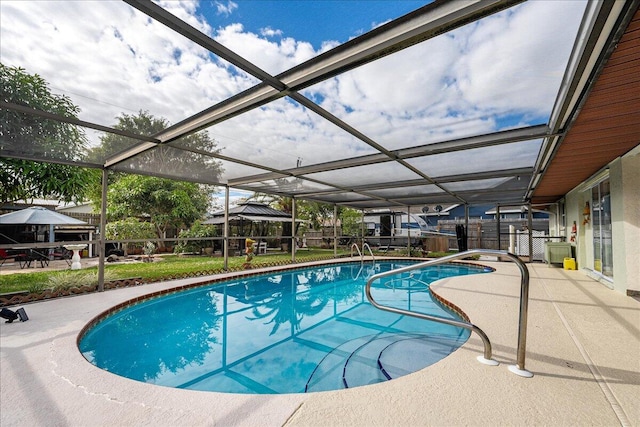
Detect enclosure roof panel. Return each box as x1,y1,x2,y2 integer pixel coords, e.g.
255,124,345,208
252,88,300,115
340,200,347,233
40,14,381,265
2,0,637,210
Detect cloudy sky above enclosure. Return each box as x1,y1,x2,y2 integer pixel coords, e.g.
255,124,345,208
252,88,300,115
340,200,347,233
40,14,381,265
1,0,588,207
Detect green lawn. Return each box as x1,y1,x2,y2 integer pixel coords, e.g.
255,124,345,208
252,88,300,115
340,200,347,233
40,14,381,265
0,249,349,294
1,248,454,295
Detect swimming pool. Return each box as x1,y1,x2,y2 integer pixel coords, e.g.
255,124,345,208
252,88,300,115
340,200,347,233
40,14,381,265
79,260,490,394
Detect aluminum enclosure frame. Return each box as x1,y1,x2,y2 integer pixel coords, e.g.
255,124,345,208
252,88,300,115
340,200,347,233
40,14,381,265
1,0,633,211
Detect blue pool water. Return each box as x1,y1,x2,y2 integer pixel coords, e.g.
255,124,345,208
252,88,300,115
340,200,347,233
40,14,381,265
79,261,490,394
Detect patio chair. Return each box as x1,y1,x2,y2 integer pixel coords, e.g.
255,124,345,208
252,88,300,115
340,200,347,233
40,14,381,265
9,250,31,269
9,248,49,269
30,249,50,268
51,246,72,266
0,249,12,267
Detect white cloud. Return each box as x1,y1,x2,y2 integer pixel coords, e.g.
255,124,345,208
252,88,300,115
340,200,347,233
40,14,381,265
260,27,283,38
0,1,253,140
212,189,253,210
305,1,585,150
158,0,212,33
454,1,585,116
1,0,587,184
214,23,316,75
214,0,238,17
209,97,375,170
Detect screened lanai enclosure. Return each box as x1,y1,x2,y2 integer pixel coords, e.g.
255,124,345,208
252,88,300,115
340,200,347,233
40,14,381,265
2,1,638,285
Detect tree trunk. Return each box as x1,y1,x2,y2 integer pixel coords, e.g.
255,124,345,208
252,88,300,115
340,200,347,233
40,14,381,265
155,224,166,250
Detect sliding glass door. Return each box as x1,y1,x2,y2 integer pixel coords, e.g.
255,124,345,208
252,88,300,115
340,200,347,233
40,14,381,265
591,179,613,279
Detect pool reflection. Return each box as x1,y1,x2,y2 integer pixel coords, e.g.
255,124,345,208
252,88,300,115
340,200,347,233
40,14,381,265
79,262,486,393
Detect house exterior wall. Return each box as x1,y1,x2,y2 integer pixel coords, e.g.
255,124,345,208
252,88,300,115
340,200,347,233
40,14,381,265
617,151,639,294
560,147,639,294
57,203,95,214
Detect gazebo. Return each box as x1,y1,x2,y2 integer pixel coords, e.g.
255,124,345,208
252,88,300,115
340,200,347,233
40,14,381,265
204,202,304,252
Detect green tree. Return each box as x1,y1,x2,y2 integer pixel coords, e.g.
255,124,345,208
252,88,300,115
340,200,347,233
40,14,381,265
0,63,93,204
87,110,224,182
340,208,362,237
107,175,211,249
174,220,218,254
298,201,349,232
88,111,167,161
105,218,156,255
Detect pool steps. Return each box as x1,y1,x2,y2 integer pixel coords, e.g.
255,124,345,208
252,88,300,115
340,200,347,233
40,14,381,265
366,249,532,377
305,332,465,392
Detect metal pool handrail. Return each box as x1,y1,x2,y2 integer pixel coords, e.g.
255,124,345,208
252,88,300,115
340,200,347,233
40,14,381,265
365,249,533,378
351,242,375,261
362,242,375,260
350,243,362,260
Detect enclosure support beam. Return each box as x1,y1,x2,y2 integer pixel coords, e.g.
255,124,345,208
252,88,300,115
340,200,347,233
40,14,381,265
333,204,338,257
291,197,296,263
527,203,533,263
98,169,108,292
407,206,411,254
223,186,229,271
361,209,366,246
465,204,470,249
496,205,501,251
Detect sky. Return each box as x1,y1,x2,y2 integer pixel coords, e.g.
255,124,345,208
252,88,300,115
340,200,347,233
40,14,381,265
201,1,428,50
1,0,588,209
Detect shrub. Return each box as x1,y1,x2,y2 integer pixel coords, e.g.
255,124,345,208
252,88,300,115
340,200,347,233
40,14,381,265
174,221,218,254
105,218,156,255
48,271,87,291
47,270,117,291
143,241,156,261
26,281,48,294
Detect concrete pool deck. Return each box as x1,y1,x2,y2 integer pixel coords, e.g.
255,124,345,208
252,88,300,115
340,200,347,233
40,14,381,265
1,259,638,426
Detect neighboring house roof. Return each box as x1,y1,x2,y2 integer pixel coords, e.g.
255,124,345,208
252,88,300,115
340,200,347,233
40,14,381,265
1,199,96,215
1,199,60,212
56,202,95,214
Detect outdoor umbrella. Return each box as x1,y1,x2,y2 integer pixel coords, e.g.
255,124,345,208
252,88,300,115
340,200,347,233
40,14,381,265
0,206,88,247
0,206,87,225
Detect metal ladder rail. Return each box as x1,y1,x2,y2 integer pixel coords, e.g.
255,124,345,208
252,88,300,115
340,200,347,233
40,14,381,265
350,243,363,260
365,249,532,377
350,243,375,261
351,243,375,280
362,242,375,261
